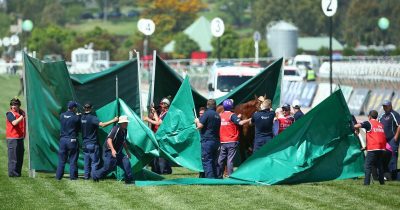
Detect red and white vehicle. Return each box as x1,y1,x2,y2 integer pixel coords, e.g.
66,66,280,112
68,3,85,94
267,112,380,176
207,64,263,99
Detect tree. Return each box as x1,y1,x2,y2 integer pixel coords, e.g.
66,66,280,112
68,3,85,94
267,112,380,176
138,0,205,49
40,2,66,26
344,0,400,46
216,0,250,27
238,37,269,58
28,25,76,59
173,33,200,59
210,29,240,59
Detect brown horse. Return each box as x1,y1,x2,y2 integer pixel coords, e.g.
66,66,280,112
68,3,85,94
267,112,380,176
217,96,263,163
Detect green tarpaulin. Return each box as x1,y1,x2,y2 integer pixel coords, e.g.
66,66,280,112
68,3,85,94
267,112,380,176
136,89,365,186
152,56,282,110
155,76,203,172
25,54,78,171
230,89,364,185
152,55,207,110
70,60,141,115
25,54,160,179
215,58,283,109
118,99,159,173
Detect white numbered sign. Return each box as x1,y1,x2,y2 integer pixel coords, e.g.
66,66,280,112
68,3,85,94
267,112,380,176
138,19,155,36
211,17,225,37
321,0,337,17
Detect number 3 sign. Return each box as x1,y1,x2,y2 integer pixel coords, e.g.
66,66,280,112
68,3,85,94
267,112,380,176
321,0,337,17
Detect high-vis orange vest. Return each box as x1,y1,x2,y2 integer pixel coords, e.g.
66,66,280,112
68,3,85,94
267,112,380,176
6,110,25,139
219,111,239,143
366,119,386,151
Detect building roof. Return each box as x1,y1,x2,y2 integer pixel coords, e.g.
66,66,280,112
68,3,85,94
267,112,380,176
298,36,344,51
163,16,213,53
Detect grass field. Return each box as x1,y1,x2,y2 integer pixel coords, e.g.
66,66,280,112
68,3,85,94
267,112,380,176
66,19,137,36
0,75,400,209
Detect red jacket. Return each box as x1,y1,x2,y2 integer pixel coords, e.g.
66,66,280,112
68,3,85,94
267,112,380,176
6,109,25,139
366,119,386,151
278,115,294,134
219,111,239,143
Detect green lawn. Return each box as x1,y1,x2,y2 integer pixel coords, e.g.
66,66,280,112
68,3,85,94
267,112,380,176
0,75,400,209
66,19,137,36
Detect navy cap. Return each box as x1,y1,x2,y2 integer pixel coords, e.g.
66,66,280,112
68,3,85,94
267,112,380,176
282,103,290,110
382,99,391,106
67,101,78,109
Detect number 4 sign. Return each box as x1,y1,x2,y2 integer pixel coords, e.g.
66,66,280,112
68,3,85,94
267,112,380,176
321,0,337,17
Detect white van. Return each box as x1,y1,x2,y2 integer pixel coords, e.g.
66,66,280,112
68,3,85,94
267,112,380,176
208,65,263,99
293,55,321,72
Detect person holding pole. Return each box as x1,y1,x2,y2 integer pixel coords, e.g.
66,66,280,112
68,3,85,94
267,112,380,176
56,101,81,180
81,103,118,180
5,98,26,177
143,97,172,174
354,110,386,185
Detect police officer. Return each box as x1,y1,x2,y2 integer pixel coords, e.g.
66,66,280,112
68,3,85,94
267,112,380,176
250,98,275,152
292,99,304,121
5,98,25,177
378,99,400,180
93,115,133,184
81,103,118,180
195,99,221,178
56,101,81,180
354,110,386,185
217,99,250,178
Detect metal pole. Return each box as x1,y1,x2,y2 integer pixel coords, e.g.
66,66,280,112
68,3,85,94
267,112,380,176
150,50,156,106
217,37,221,61
255,41,259,64
23,53,35,178
135,50,143,119
116,76,120,116
329,17,333,94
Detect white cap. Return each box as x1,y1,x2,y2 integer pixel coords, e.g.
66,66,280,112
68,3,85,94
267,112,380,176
161,98,170,105
118,115,130,123
292,99,301,109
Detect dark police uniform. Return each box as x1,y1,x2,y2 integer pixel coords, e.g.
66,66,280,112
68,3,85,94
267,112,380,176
294,110,304,121
378,111,400,179
81,112,101,179
199,108,221,178
56,110,81,180
251,108,275,152
93,125,133,183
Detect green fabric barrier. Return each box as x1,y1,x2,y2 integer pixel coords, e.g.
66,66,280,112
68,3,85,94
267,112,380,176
136,90,364,186
155,76,203,172
117,99,159,177
25,54,161,180
24,54,78,171
70,60,141,115
230,89,364,185
152,56,282,110
215,58,283,109
152,55,207,110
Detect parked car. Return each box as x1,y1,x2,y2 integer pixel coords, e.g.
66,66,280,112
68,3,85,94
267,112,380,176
127,10,140,18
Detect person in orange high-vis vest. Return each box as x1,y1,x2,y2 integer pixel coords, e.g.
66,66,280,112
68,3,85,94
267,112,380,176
217,99,251,178
5,98,26,177
355,110,387,185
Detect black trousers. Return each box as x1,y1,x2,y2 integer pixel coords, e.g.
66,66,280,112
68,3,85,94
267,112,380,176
365,150,384,185
7,139,24,177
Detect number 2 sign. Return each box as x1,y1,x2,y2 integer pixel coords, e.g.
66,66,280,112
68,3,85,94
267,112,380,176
321,0,337,17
